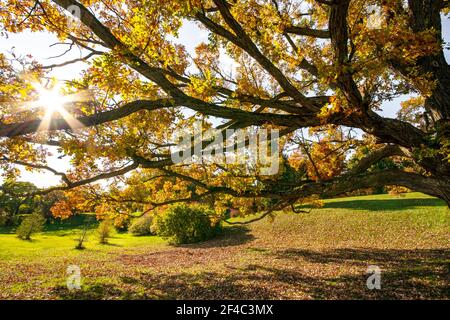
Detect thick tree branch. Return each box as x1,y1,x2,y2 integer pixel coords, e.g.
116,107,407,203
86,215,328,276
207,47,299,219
198,0,320,111
0,156,71,185
0,99,174,137
293,169,450,203
347,145,408,175
328,0,364,110
284,26,330,38
29,161,139,196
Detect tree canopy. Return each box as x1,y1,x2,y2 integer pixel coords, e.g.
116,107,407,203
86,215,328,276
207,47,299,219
0,0,449,221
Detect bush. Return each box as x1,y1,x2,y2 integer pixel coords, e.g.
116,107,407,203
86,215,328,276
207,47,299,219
129,215,154,236
155,204,221,245
97,220,113,244
16,212,46,240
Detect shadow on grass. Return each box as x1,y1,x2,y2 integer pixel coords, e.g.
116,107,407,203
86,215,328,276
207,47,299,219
52,283,150,300
322,197,445,211
270,247,450,299
51,248,449,300
99,242,122,247
275,247,450,267
0,226,15,234
0,214,99,235
44,214,98,232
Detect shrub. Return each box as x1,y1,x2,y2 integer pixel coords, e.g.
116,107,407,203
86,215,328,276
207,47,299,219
129,215,154,236
97,219,113,244
16,212,46,240
155,204,221,245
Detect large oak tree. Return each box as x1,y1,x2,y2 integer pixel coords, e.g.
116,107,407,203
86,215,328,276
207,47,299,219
0,0,449,219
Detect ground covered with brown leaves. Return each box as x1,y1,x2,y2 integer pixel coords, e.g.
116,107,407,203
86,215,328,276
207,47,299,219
0,193,449,299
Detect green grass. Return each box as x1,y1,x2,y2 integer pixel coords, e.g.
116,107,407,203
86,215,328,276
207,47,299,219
0,192,448,300
0,214,166,261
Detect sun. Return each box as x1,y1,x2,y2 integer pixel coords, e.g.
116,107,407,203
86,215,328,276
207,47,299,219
34,84,69,115
30,82,86,132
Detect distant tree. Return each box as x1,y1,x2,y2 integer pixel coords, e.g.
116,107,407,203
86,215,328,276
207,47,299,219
75,225,88,250
0,181,63,224
0,181,39,224
16,211,46,240
40,191,65,218
97,219,113,244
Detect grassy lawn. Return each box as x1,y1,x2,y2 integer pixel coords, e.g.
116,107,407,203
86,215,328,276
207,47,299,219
0,192,448,300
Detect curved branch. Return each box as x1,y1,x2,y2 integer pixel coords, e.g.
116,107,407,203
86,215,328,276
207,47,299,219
0,99,174,137
29,161,139,196
347,144,407,175
223,200,284,225
294,169,450,202
0,157,71,185
41,51,99,69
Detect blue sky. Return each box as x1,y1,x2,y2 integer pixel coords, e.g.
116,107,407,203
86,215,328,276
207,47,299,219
0,15,449,188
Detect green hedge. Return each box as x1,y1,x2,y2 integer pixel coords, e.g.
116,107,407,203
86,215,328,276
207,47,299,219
155,204,221,244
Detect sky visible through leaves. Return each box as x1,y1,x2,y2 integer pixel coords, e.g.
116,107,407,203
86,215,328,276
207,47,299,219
0,16,449,188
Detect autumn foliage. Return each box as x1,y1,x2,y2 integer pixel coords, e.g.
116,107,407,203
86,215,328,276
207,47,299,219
0,0,449,223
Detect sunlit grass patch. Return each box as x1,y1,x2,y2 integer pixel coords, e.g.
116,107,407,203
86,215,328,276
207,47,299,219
0,192,448,299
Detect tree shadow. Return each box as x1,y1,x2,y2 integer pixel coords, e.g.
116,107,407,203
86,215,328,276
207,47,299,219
52,283,150,300
0,226,15,234
44,214,98,232
135,271,279,299
99,242,122,247
275,247,449,266
16,237,38,243
322,198,445,211
51,247,449,300
271,247,449,299
132,248,449,299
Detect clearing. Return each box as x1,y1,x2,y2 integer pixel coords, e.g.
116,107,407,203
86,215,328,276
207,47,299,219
0,192,448,299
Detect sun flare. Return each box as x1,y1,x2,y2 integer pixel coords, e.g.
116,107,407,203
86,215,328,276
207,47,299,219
31,82,86,132
34,84,69,114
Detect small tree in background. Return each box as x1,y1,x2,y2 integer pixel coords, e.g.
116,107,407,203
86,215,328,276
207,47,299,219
75,226,89,250
97,220,113,244
16,212,45,240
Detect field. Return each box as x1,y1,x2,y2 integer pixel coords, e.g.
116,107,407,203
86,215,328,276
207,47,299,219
0,192,448,300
